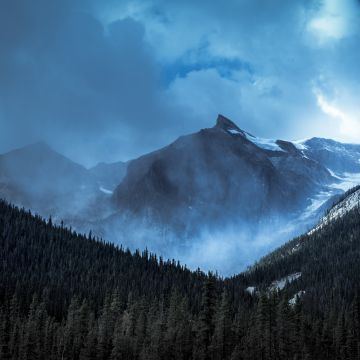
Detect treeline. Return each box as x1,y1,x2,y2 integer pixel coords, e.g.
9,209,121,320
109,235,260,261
1,199,360,359
2,281,360,359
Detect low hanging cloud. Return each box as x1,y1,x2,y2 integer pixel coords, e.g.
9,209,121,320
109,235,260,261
1,0,360,166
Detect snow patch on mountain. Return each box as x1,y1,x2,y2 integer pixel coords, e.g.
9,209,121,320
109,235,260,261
270,272,302,291
227,129,244,135
246,286,256,295
308,187,360,235
99,187,113,195
289,290,305,306
292,139,309,150
245,133,285,152
289,243,301,254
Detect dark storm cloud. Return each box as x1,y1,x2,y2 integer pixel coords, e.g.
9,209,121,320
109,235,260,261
1,0,360,166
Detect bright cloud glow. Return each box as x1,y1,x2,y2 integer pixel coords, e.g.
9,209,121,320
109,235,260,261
308,16,347,41
307,0,358,43
316,93,360,140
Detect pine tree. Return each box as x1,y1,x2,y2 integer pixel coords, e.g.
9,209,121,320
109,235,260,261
143,300,165,360
19,295,42,360
194,274,218,360
277,298,294,360
255,292,277,360
210,290,233,360
0,307,11,359
347,293,360,360
97,296,113,360
335,313,348,360
62,296,81,360
8,294,21,359
79,314,97,360
111,317,126,360
134,299,147,357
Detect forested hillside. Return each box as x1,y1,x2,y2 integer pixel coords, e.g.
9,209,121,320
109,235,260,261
1,199,360,359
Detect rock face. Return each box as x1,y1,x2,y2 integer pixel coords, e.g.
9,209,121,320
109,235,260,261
112,115,333,235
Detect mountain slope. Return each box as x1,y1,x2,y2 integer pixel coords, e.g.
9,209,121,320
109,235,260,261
308,185,360,235
0,142,92,214
245,185,360,308
0,141,90,196
0,142,120,223
113,115,333,236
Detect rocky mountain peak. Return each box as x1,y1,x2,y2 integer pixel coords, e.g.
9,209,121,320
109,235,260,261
214,114,246,136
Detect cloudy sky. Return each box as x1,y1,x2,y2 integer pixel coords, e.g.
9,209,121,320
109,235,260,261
1,0,360,166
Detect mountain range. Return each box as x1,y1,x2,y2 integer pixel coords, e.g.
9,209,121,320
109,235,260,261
1,114,360,273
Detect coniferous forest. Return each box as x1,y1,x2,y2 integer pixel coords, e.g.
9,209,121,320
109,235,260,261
1,199,360,360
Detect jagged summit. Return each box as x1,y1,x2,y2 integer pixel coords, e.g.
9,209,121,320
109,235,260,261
213,114,287,152
214,114,246,136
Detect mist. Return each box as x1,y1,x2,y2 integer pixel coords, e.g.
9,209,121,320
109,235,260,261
98,213,306,276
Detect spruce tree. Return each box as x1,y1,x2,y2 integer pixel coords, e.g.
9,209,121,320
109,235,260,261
210,290,233,360
194,274,217,360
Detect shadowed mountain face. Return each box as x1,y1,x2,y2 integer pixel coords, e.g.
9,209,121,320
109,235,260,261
0,142,90,213
112,115,332,235
0,142,89,192
0,142,126,223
